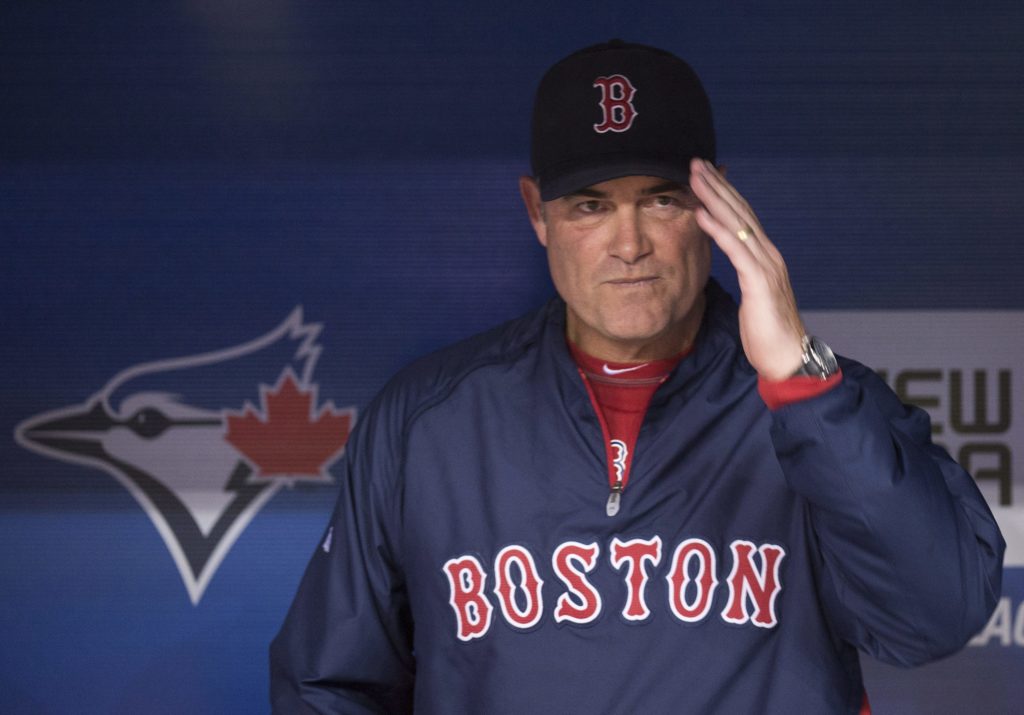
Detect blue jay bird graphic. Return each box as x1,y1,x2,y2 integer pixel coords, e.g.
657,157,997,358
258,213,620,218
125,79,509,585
15,308,354,604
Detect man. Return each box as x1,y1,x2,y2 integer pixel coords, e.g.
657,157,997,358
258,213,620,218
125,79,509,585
270,40,1003,714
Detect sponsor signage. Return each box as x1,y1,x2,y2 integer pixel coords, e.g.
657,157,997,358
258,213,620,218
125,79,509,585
805,311,1022,566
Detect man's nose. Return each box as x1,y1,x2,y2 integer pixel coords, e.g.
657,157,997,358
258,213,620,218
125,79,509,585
608,211,651,264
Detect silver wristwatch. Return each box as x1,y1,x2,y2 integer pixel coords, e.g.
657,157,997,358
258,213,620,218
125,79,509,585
793,335,839,379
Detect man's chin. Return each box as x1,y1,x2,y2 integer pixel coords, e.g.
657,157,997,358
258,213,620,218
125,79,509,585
602,314,670,342
598,324,674,353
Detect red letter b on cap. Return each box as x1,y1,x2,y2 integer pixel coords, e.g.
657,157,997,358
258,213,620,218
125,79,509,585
593,75,638,133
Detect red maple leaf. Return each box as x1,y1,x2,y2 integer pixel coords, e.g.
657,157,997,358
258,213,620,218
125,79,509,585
224,370,352,480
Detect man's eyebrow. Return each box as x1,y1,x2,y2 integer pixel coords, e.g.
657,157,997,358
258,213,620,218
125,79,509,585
562,188,608,200
561,180,691,201
640,180,688,195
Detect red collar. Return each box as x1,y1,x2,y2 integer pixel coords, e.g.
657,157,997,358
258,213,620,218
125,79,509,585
567,340,688,384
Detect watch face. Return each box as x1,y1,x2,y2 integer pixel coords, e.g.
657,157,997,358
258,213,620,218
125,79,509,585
807,336,838,378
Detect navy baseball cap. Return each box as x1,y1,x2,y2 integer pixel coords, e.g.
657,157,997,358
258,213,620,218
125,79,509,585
530,40,716,200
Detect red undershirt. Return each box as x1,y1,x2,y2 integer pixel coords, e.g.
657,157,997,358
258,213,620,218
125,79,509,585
568,339,841,516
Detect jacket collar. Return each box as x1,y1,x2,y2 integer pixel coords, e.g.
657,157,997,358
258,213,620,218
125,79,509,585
540,277,751,410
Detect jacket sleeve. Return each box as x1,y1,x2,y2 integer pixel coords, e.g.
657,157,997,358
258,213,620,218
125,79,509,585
769,359,1005,666
269,392,414,714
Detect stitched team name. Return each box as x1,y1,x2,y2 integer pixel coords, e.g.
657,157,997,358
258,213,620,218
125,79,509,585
442,536,785,641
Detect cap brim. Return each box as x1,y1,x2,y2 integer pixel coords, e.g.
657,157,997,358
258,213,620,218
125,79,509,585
538,158,693,201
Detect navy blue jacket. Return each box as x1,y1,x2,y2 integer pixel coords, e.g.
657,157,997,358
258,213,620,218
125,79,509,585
270,282,1004,714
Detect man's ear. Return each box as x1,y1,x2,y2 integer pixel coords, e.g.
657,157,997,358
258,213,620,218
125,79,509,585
518,176,548,247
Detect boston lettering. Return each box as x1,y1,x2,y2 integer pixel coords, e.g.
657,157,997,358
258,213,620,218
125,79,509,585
442,536,785,641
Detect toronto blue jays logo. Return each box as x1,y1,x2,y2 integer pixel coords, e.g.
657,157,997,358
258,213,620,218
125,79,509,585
14,308,354,604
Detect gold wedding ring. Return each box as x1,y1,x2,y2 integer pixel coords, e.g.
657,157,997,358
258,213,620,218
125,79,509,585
736,227,753,242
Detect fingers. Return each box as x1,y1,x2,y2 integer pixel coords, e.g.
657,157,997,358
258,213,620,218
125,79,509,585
691,168,760,272
690,158,781,267
693,160,752,221
688,157,806,378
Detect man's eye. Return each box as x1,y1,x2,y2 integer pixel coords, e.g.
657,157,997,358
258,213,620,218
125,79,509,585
646,193,697,212
577,200,603,213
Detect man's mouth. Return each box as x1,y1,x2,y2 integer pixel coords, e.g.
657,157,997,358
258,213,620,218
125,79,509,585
606,276,658,286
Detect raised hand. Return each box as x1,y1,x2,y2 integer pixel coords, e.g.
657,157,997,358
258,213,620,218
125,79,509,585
689,158,805,380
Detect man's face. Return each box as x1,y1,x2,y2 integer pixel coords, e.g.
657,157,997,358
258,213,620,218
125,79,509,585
520,174,711,362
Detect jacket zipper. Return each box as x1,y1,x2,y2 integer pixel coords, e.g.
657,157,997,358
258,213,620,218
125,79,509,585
578,367,625,517
606,480,623,517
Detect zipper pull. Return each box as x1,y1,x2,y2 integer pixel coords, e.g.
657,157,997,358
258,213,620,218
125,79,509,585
606,481,623,517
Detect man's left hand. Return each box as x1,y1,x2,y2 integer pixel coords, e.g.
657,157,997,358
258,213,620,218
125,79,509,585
689,157,805,381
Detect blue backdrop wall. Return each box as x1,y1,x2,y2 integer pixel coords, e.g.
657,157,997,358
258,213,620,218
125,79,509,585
2,2,1023,713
